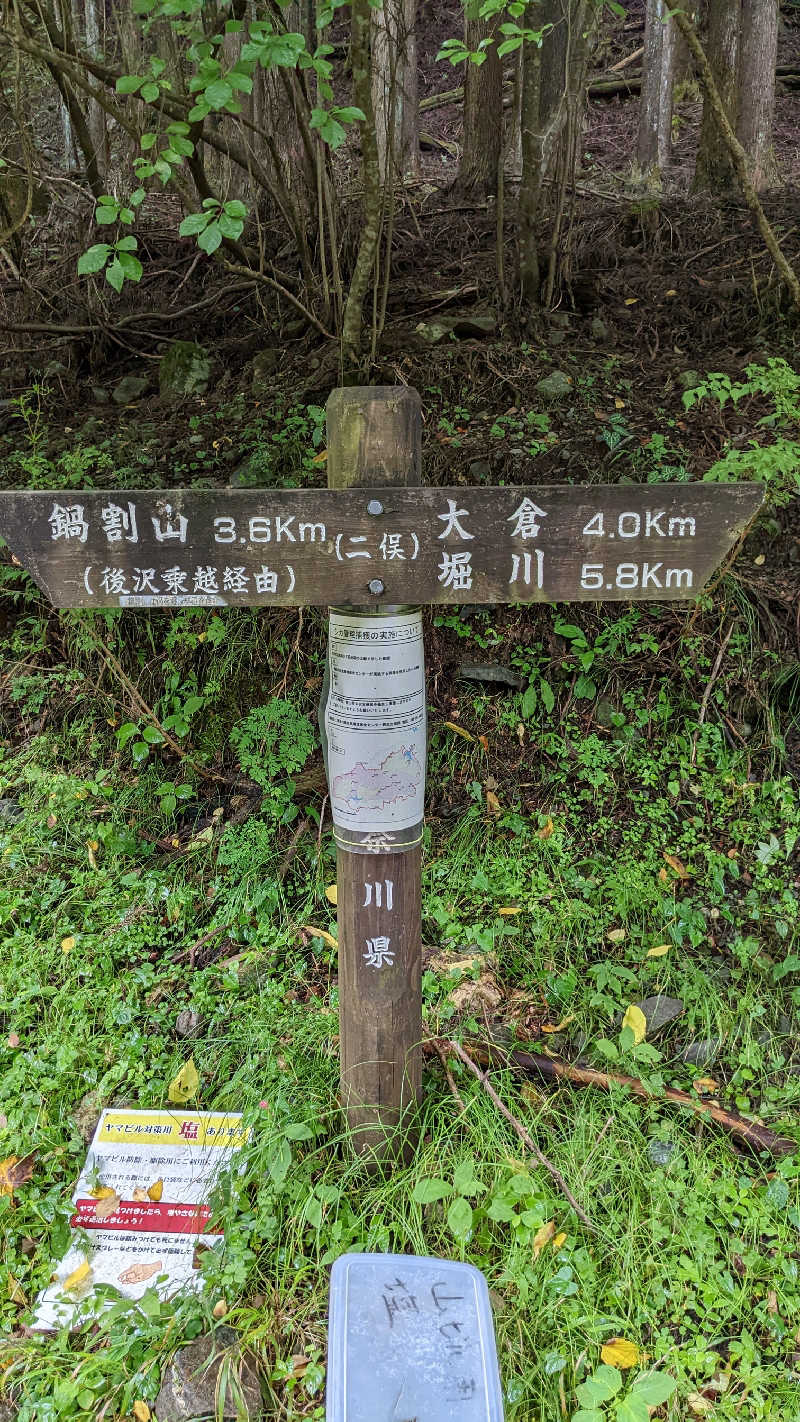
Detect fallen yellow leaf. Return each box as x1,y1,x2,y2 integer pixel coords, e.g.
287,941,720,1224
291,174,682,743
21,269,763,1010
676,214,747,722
497,907,521,917
606,927,626,943
542,1013,576,1034
61,936,75,953
7,1272,27,1306
485,789,501,817
212,1298,228,1319
646,943,670,959
552,1231,567,1249
148,1178,163,1201
614,397,625,409
622,1004,647,1045
302,925,338,951
601,1337,639,1369
324,884,338,906
533,1220,555,1257
624,297,639,306
132,1187,149,1202
687,1394,714,1416
537,817,554,840
663,852,689,878
444,721,475,742
658,866,669,883
94,1192,121,1220
0,1153,36,1198
89,1184,116,1200
63,1259,91,1293
167,1057,199,1105
693,1077,718,1095
133,1404,151,1422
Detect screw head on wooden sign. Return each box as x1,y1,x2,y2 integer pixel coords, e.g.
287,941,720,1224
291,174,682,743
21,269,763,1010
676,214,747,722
0,483,763,609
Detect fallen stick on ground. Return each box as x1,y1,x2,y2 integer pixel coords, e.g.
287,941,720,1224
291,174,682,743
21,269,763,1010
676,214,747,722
443,1039,597,1232
458,1040,797,1159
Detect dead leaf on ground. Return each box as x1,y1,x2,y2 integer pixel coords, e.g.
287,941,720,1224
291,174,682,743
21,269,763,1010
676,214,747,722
0,1151,36,1199
148,1178,163,1201
537,817,554,840
167,1056,200,1105
663,852,689,878
450,972,503,1014
601,1337,640,1369
89,1183,117,1200
6,1033,19,1048
94,1191,121,1220
533,1220,555,1257
606,927,626,943
693,1077,718,1095
324,884,337,906
552,1231,567,1249
622,1004,647,1045
7,1272,27,1306
646,943,671,959
497,906,520,917
541,1013,576,1034
62,1259,91,1293
687,1395,714,1416
485,788,501,817
302,925,338,951
132,1187,150,1203
132,1403,151,1422
767,1289,778,1314
444,721,475,742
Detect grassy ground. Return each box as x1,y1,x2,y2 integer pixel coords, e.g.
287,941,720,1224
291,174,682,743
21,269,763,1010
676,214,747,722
1,358,799,1420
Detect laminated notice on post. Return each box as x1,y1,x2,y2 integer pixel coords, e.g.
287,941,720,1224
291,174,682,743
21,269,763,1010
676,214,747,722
31,1109,249,1331
325,611,426,852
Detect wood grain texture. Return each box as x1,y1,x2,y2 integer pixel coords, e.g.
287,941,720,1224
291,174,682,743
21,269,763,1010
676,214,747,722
327,387,423,1161
0,482,763,609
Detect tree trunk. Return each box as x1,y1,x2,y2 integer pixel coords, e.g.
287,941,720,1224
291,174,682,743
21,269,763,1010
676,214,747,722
736,0,779,189
456,1,502,197
372,0,419,180
342,0,383,363
694,0,740,191
638,0,684,176
84,0,109,181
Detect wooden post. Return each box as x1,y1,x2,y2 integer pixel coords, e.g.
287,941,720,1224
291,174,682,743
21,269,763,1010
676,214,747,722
325,386,423,1159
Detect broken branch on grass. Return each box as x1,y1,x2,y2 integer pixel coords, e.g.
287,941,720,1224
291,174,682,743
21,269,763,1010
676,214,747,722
443,1039,597,1232
464,1040,797,1158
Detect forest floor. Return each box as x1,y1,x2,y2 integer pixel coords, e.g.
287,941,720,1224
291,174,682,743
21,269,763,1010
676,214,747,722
2,28,800,1422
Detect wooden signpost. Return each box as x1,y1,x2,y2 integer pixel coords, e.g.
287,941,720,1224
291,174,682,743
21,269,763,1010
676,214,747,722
0,386,763,1160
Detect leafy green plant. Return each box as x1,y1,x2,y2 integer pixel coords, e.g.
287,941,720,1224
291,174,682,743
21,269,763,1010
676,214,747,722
684,357,800,507
572,1363,676,1422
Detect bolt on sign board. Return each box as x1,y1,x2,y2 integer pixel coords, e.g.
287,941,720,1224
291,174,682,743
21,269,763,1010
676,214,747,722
326,1253,504,1422
0,483,763,610
32,1109,249,1330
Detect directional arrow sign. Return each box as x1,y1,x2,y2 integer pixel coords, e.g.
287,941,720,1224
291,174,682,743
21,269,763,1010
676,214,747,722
0,483,762,608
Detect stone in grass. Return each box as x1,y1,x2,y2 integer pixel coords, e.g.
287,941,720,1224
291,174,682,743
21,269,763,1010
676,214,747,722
648,1139,676,1167
535,370,573,399
159,341,211,401
458,663,525,689
250,349,279,396
112,373,150,405
155,1329,262,1421
0,799,22,824
681,1037,723,1066
176,1008,204,1039
615,995,684,1037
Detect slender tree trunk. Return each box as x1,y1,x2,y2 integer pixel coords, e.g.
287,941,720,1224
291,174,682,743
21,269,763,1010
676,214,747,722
456,0,502,196
342,0,382,363
736,0,779,190
372,0,419,180
83,0,108,180
638,0,685,176
694,0,740,191
518,37,541,300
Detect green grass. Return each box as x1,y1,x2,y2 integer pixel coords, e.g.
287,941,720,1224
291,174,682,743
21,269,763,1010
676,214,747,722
1,581,799,1421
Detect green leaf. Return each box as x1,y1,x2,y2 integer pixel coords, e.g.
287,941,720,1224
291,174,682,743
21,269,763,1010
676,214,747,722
116,722,139,747
572,1412,604,1422
204,79,234,107
217,213,243,240
411,1177,450,1205
447,1196,473,1239
140,82,160,102
486,1198,517,1223
130,187,146,206
629,1373,677,1408
521,682,537,719
95,206,118,225
284,1121,314,1140
105,257,125,292
223,199,247,219
575,1365,623,1408
142,726,165,745
179,212,210,236
268,1137,291,1187
116,234,138,251
116,73,143,93
197,222,223,253
453,1156,483,1197
540,678,555,714
614,1395,649,1422
170,135,195,156
160,794,177,814
331,105,365,123
77,244,110,274
117,252,143,282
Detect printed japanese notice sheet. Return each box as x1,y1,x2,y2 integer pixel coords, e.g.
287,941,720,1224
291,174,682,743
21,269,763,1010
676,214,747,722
325,611,426,849
33,1109,249,1330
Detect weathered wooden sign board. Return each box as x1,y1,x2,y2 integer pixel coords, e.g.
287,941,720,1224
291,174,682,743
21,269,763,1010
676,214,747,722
0,386,764,1163
0,483,761,609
